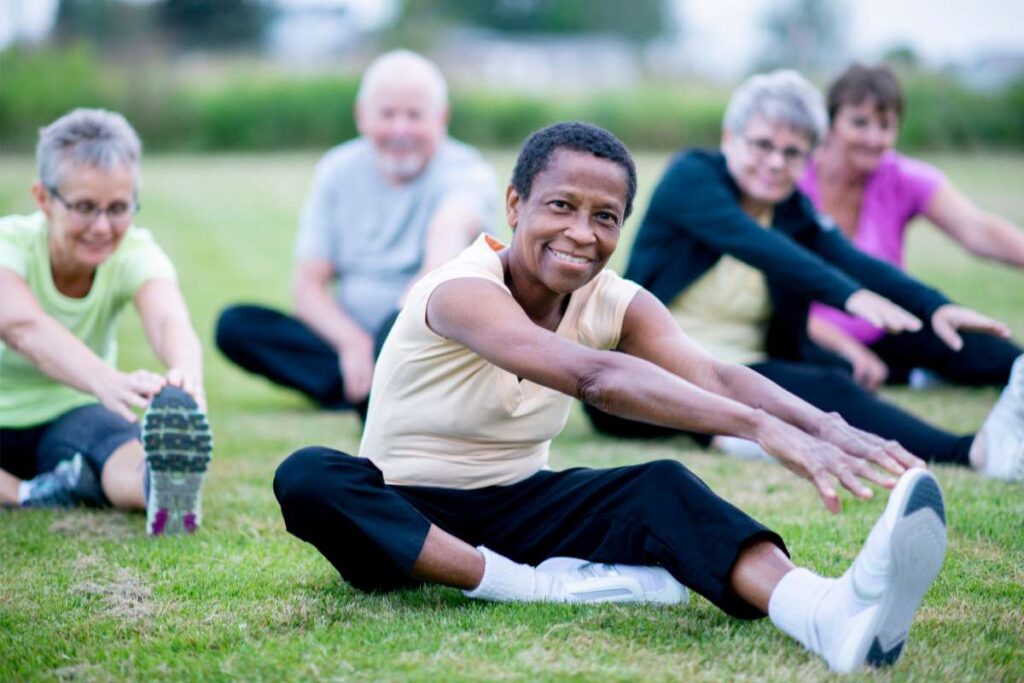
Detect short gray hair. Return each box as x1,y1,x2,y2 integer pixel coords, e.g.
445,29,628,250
37,108,142,190
356,50,448,112
723,70,827,147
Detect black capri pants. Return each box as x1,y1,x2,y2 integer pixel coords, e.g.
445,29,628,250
274,447,787,619
0,403,140,500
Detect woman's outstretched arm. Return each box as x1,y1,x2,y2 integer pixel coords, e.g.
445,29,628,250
0,267,164,422
427,277,903,512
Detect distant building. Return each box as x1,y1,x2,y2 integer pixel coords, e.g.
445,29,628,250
266,3,362,64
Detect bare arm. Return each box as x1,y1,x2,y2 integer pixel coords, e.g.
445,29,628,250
135,278,205,408
925,181,1024,267
0,267,164,422
806,314,888,391
399,196,485,306
427,278,766,440
427,279,917,512
292,259,374,403
616,291,925,505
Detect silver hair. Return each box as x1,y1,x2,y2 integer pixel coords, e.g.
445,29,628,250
723,69,827,147
37,108,142,190
356,50,449,112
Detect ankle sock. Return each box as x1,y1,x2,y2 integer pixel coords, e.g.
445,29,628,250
769,566,881,668
768,568,832,654
462,546,542,602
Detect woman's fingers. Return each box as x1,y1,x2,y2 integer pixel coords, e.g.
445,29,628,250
932,305,1011,352
128,370,166,397
108,399,138,423
846,290,920,333
165,367,185,387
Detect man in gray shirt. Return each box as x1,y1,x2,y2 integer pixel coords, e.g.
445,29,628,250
216,51,498,413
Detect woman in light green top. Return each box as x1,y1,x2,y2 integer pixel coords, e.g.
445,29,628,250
0,108,211,536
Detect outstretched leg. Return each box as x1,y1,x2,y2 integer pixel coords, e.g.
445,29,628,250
764,468,947,673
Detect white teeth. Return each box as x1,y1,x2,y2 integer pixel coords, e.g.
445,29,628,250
549,248,588,265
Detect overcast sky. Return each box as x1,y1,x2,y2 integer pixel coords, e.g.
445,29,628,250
2,0,1022,78
682,0,1024,78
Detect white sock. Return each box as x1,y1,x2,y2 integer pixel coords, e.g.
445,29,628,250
769,567,881,669
16,481,31,505
462,546,558,602
768,568,833,654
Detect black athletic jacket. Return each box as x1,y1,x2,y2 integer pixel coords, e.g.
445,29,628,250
624,149,950,361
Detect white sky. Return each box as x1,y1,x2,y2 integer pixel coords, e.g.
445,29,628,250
2,0,1022,78
682,0,1024,78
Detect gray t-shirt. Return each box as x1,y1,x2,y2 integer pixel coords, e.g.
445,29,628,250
295,137,498,335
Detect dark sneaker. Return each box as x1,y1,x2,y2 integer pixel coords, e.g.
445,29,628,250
20,453,100,508
142,387,213,536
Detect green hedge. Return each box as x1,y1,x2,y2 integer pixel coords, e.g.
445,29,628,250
2,45,1023,153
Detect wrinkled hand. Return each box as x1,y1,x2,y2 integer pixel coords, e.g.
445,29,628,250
757,416,903,513
93,369,166,423
338,331,375,404
931,304,1010,352
845,289,922,333
166,367,206,412
813,411,925,477
848,345,889,391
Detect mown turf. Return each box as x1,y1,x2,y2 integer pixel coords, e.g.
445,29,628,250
1,151,1022,682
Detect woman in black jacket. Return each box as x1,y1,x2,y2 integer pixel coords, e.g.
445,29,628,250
587,70,1024,480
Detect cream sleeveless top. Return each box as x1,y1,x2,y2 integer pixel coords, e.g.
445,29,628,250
359,234,641,489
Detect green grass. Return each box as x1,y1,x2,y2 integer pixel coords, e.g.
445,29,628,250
1,150,1023,681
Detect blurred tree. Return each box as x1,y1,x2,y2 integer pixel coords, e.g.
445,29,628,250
395,0,674,44
156,0,271,51
882,44,921,70
52,0,271,54
755,0,848,76
52,0,158,55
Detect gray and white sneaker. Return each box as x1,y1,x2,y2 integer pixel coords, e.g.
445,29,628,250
977,355,1024,481
828,467,947,673
20,453,102,508
142,386,213,536
535,557,689,605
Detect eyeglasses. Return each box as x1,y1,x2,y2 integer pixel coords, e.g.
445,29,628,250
47,187,139,225
743,137,810,165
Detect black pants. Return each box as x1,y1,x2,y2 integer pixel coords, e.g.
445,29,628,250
215,304,398,414
585,359,973,466
868,328,1021,387
0,404,140,499
274,447,786,619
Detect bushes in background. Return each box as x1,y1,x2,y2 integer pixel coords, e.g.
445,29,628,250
3,45,1023,153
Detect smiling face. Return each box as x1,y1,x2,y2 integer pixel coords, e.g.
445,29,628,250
34,162,137,272
722,114,813,210
828,96,900,175
506,148,628,296
356,79,448,183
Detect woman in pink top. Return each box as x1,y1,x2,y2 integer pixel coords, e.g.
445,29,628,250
799,64,1023,390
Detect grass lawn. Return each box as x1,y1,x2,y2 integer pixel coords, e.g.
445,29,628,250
1,149,1023,682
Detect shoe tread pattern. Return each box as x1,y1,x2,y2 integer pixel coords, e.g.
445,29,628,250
143,387,212,535
866,472,946,670
903,475,945,524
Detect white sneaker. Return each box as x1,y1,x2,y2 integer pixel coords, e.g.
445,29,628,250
536,557,689,605
977,355,1024,481
711,435,774,461
827,468,947,673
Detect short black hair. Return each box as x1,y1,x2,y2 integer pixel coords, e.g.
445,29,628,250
511,121,637,219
